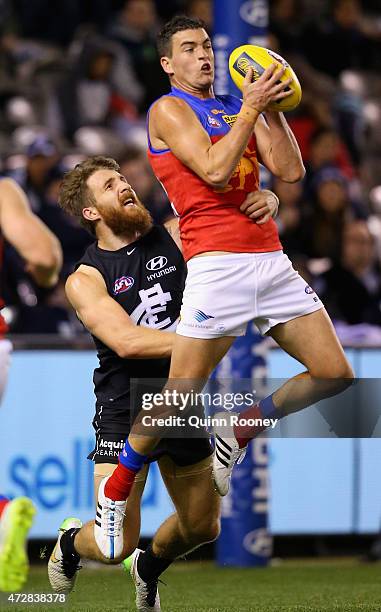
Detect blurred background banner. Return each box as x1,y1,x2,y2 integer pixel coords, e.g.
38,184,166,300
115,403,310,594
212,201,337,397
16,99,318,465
0,349,174,538
217,437,272,567
2,346,381,540
213,0,268,95
212,322,271,567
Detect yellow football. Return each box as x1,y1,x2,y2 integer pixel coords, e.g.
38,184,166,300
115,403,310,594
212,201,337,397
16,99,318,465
229,44,302,112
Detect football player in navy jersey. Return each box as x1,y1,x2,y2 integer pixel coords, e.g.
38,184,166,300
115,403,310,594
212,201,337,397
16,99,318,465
47,155,278,610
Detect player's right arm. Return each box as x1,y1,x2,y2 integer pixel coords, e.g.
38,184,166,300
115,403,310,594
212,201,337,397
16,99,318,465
0,178,62,287
149,65,292,189
66,265,175,359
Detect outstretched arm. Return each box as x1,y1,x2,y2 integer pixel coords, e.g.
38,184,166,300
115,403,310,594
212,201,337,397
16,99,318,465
66,265,175,359
0,178,62,287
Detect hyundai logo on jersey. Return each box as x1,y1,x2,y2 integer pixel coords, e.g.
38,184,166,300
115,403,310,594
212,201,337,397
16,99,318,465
113,276,134,295
146,256,168,271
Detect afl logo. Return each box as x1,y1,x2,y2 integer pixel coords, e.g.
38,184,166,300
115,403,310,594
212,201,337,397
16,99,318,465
146,256,168,271
113,276,134,295
207,115,221,128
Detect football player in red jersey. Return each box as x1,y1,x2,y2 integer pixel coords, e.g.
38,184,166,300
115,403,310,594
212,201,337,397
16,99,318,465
102,15,353,549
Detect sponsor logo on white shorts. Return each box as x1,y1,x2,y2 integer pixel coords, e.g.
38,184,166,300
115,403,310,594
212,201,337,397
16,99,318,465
192,308,215,323
305,285,314,294
182,308,224,331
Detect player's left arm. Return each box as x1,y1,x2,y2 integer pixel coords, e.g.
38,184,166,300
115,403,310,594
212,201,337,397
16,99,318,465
254,112,305,183
0,178,62,287
164,218,182,253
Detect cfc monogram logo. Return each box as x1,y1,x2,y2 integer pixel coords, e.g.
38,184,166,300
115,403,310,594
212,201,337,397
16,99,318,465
130,283,174,329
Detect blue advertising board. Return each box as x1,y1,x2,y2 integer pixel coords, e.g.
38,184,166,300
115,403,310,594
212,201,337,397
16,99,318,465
1,348,381,537
0,351,173,538
213,0,268,95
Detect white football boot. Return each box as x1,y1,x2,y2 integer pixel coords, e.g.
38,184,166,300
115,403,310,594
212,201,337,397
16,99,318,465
94,476,126,560
124,548,161,611
213,411,247,496
48,517,82,593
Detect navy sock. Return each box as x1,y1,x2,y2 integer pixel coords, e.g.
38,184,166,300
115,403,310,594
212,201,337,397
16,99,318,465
60,528,81,561
137,544,173,582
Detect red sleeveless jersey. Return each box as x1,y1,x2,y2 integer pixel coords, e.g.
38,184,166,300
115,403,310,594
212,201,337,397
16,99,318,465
148,87,281,262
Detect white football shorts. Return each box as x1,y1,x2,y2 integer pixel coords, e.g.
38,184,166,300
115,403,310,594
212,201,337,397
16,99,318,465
176,251,323,339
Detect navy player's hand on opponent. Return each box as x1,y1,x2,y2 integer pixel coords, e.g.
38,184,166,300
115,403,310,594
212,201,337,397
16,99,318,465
240,189,279,224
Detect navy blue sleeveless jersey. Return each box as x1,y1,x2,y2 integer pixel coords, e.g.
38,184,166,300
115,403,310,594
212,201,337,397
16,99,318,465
76,225,185,407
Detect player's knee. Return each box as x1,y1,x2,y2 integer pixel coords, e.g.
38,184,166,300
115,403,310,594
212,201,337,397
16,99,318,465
331,359,354,382
184,516,221,545
310,358,354,383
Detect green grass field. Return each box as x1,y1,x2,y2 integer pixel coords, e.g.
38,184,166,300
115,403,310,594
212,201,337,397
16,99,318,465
1,559,381,611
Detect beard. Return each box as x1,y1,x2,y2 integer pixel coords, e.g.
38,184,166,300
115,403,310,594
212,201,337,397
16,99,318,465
98,199,153,239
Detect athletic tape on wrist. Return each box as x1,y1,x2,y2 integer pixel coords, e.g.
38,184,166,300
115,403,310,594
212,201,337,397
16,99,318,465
238,104,260,124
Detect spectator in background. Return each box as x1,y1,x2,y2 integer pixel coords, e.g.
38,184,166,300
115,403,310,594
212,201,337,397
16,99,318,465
118,146,173,224
297,168,357,261
108,0,168,109
269,0,304,54
301,0,377,77
7,0,115,47
303,128,368,218
186,0,212,30
8,136,60,213
306,128,355,180
38,165,93,271
55,36,138,142
317,220,381,326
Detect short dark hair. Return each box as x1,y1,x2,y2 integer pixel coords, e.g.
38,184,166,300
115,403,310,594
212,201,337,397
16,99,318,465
59,156,120,235
157,15,207,58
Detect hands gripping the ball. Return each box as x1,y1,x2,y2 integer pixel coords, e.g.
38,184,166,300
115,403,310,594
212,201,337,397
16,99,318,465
242,64,293,114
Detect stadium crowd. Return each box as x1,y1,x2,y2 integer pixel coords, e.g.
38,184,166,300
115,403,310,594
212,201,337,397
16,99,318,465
0,0,381,339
